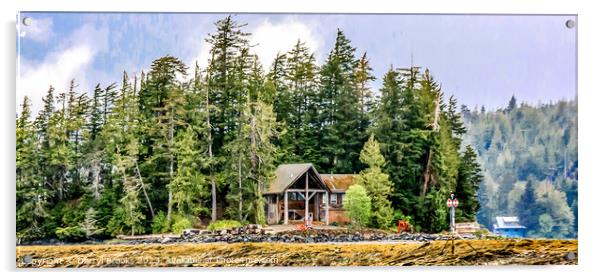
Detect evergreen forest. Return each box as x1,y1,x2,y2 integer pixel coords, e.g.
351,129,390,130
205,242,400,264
16,16,575,241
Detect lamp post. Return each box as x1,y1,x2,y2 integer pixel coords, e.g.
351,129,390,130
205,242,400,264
447,193,459,233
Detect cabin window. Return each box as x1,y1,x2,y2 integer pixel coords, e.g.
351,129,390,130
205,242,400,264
330,193,338,204
289,192,306,201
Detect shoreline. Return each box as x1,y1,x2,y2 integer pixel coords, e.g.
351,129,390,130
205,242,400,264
16,239,578,267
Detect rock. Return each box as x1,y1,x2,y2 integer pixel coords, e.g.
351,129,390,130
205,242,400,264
182,229,200,236
113,227,483,245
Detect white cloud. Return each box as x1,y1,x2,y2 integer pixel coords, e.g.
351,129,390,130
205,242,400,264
187,17,322,74
17,23,109,115
19,16,53,43
187,40,212,75
250,18,322,71
18,45,95,114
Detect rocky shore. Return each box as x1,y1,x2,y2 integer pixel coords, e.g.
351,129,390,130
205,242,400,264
118,225,479,245
19,225,480,246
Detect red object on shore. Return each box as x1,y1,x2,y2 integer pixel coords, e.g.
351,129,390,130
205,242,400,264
296,223,311,231
397,220,408,233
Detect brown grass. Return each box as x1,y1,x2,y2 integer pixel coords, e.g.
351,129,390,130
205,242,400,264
16,239,577,268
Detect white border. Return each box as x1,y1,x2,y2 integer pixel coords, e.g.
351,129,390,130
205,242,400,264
2,0,601,279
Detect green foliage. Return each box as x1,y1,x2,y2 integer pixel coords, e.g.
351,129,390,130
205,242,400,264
80,207,103,238
55,226,85,241
538,213,554,238
455,145,482,221
393,210,414,232
207,220,243,231
318,29,363,173
106,207,127,236
516,178,541,231
17,96,49,241
224,69,280,224
371,67,479,233
467,97,577,238
271,40,319,164
170,126,208,216
343,185,372,228
170,214,194,234
533,180,574,237
151,211,170,234
357,134,394,229
116,147,145,236
18,16,581,241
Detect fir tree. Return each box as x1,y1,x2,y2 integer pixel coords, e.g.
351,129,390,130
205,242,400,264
319,29,361,173
354,52,376,140
505,95,517,113
275,40,319,163
205,16,252,221
516,178,541,232
46,87,72,201
205,15,251,152
89,84,104,140
17,96,48,240
80,207,103,239
357,134,394,229
170,125,209,216
455,145,482,221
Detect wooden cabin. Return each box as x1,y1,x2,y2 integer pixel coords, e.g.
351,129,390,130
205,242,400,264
263,163,356,225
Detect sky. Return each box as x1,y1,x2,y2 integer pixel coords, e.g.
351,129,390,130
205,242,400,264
16,12,577,115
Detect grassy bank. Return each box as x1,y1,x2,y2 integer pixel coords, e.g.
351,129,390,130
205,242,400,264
16,239,577,267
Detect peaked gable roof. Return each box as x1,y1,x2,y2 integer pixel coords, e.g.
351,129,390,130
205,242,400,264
263,163,327,194
493,216,527,229
321,174,357,193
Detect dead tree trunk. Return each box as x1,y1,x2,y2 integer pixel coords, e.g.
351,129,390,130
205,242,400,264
238,154,243,222
166,108,175,223
135,160,154,218
420,90,441,198
206,56,218,222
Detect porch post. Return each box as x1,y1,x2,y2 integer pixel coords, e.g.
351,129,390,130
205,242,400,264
284,191,288,225
325,193,330,225
314,192,319,221
276,194,280,224
305,172,309,225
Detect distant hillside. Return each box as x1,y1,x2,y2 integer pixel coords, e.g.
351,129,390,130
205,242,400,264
463,97,577,238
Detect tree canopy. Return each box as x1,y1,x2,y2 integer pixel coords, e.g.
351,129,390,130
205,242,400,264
25,16,583,241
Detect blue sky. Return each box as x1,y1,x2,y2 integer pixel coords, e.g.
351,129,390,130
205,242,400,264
17,13,577,115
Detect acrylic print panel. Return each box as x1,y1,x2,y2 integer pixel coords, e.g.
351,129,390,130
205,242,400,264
15,12,577,267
